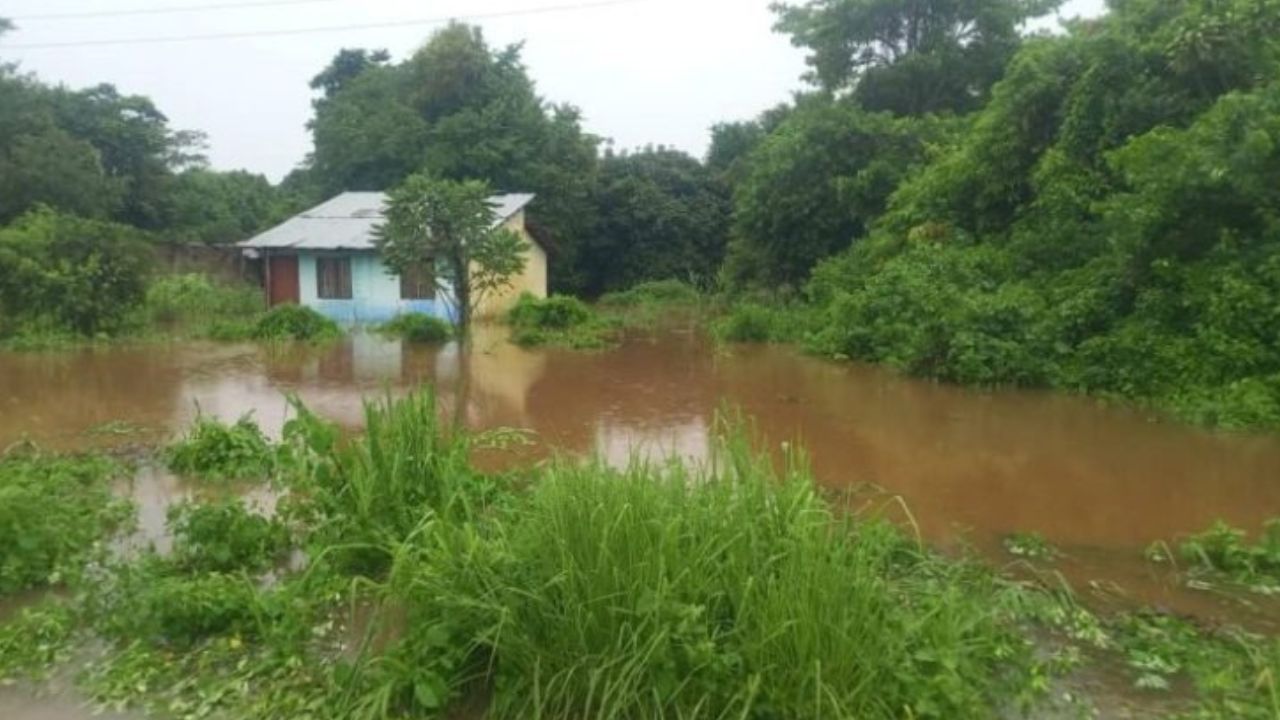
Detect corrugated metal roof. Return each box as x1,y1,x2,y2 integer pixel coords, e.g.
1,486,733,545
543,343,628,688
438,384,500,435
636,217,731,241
240,191,536,250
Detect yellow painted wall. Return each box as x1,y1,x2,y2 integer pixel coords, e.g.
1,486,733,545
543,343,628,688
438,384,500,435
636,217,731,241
476,209,547,318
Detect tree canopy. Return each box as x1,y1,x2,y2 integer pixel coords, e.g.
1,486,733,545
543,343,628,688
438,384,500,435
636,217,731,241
774,0,1062,114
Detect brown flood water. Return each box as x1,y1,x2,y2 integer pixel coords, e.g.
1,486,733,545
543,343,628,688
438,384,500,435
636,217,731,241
2,327,1280,629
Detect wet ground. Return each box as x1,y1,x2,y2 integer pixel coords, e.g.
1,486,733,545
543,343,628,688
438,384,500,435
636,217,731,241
3,327,1280,627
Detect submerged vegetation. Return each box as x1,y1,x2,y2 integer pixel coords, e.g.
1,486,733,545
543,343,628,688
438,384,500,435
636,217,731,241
377,312,453,344
165,414,276,481
506,293,617,349
1,393,1276,718
1150,519,1280,594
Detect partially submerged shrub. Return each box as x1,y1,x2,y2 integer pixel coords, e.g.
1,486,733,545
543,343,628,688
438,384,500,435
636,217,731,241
507,293,616,349
0,452,132,594
252,305,342,342
165,415,276,481
1173,519,1280,590
1003,532,1060,561
597,279,701,308
98,563,269,647
167,499,291,574
378,312,452,343
713,302,799,343
0,601,78,682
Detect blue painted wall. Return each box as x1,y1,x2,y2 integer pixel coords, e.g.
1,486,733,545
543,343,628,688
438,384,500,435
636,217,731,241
296,251,455,325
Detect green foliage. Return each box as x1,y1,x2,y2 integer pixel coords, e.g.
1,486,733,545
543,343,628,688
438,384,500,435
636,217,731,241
506,293,616,349
167,500,292,574
793,1,1280,428
0,601,78,682
0,452,132,595
305,23,599,292
144,273,263,331
1002,532,1060,561
1172,519,1280,591
579,147,730,295
252,304,342,343
774,0,1063,114
160,169,293,246
724,100,953,289
165,415,276,482
0,207,151,337
376,312,452,344
375,175,528,336
596,279,703,308
97,563,271,648
714,301,810,344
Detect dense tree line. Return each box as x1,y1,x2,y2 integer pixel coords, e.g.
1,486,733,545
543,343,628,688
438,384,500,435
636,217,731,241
723,0,1280,428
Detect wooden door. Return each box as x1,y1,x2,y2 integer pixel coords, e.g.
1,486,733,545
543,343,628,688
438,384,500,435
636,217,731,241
268,255,300,306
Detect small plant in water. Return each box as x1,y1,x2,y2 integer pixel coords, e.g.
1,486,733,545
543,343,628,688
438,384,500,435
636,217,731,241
507,293,617,349
1003,532,1061,561
252,305,342,343
1172,519,1280,593
165,414,276,481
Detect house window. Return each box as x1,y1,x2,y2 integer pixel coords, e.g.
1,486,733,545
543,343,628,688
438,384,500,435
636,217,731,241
400,262,435,300
316,257,352,300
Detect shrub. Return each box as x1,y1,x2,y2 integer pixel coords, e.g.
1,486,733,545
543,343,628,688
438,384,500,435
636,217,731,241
713,301,807,343
506,294,616,349
597,280,701,308
252,305,342,342
0,452,133,594
98,564,268,647
507,293,592,330
0,208,151,338
1174,519,1280,589
165,415,276,482
167,499,291,574
378,312,452,343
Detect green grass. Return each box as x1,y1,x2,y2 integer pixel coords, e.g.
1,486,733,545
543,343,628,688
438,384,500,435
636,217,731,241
1150,519,1280,594
0,451,133,595
168,499,292,574
507,293,619,349
376,312,453,344
597,279,703,308
251,305,343,343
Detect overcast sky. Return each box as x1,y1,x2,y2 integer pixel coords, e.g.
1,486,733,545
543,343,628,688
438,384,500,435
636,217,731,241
0,0,1109,182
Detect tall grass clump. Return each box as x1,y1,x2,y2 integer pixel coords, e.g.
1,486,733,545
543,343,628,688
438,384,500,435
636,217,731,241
144,274,263,331
377,312,452,344
0,451,133,594
349,412,1041,719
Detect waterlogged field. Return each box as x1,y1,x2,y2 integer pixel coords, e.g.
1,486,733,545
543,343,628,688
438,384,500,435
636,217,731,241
1,328,1279,718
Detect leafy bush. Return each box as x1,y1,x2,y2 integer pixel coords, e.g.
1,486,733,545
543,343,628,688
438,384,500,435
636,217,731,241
1174,519,1280,590
714,301,809,344
0,452,132,594
0,208,151,338
252,305,342,342
165,415,276,481
98,563,269,647
597,279,702,308
506,293,616,349
377,312,452,343
167,499,291,574
0,601,77,682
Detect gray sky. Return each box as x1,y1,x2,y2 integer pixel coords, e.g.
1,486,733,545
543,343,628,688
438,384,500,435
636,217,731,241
0,0,1108,182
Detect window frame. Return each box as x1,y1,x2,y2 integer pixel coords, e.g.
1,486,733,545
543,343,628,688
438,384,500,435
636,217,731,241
315,256,353,300
399,260,436,301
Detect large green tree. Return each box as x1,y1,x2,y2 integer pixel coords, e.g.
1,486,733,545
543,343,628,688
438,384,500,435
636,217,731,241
773,0,1062,114
304,23,599,292
581,147,731,295
724,99,953,289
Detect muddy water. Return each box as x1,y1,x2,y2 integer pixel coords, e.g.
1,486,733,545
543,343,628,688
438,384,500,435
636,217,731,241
2,328,1280,625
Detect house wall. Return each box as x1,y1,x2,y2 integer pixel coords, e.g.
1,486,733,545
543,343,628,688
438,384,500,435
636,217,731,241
476,210,549,318
297,251,453,325
285,210,546,325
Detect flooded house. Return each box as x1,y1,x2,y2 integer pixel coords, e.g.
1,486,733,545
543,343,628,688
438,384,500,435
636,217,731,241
239,191,546,324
